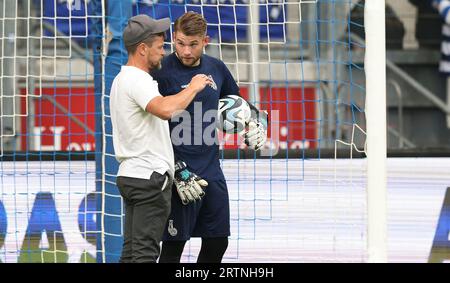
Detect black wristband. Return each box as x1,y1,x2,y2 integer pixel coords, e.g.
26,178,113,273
175,160,187,172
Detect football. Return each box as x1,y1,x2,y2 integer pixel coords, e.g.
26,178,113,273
217,95,251,133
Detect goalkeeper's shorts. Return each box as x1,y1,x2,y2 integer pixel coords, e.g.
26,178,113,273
162,178,231,241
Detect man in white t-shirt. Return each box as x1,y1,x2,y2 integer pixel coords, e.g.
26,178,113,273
110,14,212,263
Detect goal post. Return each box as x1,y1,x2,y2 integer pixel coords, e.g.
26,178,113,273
99,0,132,263
364,0,387,263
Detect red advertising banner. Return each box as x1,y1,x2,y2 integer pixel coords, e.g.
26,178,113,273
20,85,316,151
220,86,317,150
20,87,96,151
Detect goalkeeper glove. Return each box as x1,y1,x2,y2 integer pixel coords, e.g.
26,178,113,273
174,160,208,205
244,109,268,151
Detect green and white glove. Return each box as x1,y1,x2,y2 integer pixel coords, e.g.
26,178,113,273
244,109,268,151
174,160,208,205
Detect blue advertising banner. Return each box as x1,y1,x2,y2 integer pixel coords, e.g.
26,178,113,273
39,0,94,42
40,0,286,42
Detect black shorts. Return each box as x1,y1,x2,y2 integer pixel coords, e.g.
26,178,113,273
162,178,230,241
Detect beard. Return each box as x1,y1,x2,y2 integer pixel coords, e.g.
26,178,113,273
178,55,200,67
154,61,162,70
149,59,162,71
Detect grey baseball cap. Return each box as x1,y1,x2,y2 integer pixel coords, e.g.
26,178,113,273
123,14,170,47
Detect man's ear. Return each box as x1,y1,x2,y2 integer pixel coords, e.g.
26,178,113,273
138,43,146,56
204,35,210,46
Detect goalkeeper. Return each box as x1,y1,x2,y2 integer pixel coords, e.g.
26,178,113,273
152,11,268,263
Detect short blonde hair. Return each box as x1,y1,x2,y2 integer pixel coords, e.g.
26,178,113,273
174,11,207,36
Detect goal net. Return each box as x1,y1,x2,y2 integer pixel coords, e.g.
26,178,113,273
0,0,387,262
100,0,378,263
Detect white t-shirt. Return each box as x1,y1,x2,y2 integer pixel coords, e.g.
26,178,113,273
110,65,174,179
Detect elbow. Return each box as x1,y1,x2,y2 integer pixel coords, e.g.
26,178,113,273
148,106,172,120
160,107,185,121
145,97,176,120
160,113,172,120
148,101,174,120
159,107,174,120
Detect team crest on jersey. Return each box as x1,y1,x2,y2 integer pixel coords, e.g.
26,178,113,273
181,75,217,90
168,219,178,236
208,75,217,91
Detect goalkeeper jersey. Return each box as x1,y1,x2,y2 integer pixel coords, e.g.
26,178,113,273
152,53,240,181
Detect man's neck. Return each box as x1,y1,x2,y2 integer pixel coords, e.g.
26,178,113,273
126,57,150,73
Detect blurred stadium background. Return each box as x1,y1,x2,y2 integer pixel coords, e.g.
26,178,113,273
0,0,449,263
